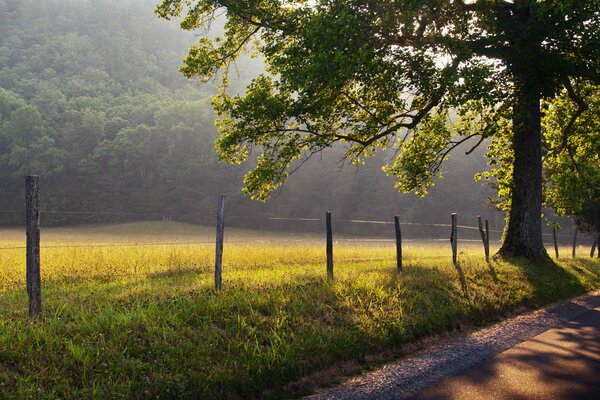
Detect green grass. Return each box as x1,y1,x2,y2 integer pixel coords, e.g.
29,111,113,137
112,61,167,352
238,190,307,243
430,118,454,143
0,222,599,399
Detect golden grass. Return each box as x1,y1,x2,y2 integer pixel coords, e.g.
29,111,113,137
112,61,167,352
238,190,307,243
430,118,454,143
0,222,598,399
0,221,582,289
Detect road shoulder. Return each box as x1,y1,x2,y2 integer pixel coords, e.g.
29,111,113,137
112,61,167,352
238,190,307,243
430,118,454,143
307,290,600,400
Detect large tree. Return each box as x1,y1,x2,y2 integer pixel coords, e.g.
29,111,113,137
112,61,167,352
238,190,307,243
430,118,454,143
157,0,600,261
480,81,600,244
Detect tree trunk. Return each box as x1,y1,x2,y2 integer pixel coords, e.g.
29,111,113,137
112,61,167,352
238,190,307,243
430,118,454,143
498,80,549,261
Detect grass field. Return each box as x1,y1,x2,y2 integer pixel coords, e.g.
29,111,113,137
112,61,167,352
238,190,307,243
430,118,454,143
1,221,599,399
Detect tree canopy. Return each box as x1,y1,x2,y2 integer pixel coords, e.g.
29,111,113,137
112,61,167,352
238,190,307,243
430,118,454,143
157,0,600,260
0,0,496,229
543,83,600,234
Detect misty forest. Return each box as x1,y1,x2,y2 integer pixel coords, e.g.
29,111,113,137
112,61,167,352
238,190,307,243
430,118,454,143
0,0,500,228
1,1,600,399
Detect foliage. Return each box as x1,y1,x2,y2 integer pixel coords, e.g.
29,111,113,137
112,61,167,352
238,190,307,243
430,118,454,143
0,0,499,228
478,83,600,234
156,0,600,203
543,83,600,233
1,223,599,398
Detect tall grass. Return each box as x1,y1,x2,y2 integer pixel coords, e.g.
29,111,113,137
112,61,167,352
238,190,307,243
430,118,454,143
0,222,599,399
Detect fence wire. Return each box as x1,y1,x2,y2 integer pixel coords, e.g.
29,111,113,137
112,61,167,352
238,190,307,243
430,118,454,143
0,208,575,236
1,206,592,291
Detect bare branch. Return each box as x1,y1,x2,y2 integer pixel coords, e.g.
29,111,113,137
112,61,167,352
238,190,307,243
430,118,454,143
289,147,326,175
465,135,485,155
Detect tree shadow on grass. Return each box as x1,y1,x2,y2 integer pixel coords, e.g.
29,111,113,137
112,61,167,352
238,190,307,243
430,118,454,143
146,266,209,280
454,262,470,300
505,257,594,307
6,258,600,399
570,258,600,281
13,263,473,398
486,262,500,284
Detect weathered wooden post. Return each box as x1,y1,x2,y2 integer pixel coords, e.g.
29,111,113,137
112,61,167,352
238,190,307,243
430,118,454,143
326,211,333,280
572,228,578,259
26,175,42,318
215,195,226,290
553,227,559,259
485,219,490,262
394,216,402,272
451,213,458,266
591,236,597,258
477,216,490,263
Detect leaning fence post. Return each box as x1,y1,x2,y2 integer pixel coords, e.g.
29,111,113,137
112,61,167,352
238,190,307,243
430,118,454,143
572,228,578,259
394,216,402,272
451,213,458,266
477,216,489,263
26,175,42,319
326,211,333,280
591,236,597,259
215,195,226,290
553,227,559,259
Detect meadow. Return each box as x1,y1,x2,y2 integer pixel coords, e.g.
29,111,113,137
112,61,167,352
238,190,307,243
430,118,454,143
1,221,599,399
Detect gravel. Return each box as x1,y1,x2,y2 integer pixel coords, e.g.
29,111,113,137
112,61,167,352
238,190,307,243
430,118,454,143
306,291,600,400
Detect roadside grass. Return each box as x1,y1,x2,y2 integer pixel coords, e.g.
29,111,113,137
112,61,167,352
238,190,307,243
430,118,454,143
0,222,599,399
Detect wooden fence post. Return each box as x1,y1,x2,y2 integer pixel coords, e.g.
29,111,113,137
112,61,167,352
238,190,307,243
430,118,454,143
485,219,490,263
553,227,559,259
477,216,490,263
451,213,458,266
572,228,578,259
597,234,600,259
215,195,226,290
394,216,402,272
26,175,42,319
326,211,333,280
477,216,485,251
591,235,597,258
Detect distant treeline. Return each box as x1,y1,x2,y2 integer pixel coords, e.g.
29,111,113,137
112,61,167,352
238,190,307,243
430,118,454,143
0,0,499,230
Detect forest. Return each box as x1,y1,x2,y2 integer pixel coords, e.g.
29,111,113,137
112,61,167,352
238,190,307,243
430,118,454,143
2,0,505,229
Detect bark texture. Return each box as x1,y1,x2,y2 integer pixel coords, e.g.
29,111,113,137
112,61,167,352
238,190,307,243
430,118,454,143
498,80,549,261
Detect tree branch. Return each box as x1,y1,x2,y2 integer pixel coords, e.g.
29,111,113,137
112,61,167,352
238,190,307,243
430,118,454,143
465,135,485,155
342,93,390,127
215,26,261,64
545,78,589,160
355,57,463,148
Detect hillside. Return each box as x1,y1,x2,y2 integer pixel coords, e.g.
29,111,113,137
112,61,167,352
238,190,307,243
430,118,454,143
0,0,497,230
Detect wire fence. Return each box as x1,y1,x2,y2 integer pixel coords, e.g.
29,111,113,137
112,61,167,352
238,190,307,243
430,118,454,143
1,198,597,298
0,207,586,252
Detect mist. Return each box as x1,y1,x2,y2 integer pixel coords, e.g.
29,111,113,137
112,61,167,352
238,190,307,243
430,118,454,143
1,0,504,236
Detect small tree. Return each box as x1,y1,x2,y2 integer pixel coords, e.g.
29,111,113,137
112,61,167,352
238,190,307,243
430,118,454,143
157,0,600,261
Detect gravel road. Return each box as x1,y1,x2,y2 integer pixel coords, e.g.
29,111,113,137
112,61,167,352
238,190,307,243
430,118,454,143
306,291,600,400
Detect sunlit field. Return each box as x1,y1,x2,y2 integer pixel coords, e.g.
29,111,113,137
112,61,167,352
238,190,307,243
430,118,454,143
0,221,507,288
1,222,599,399
0,221,582,292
